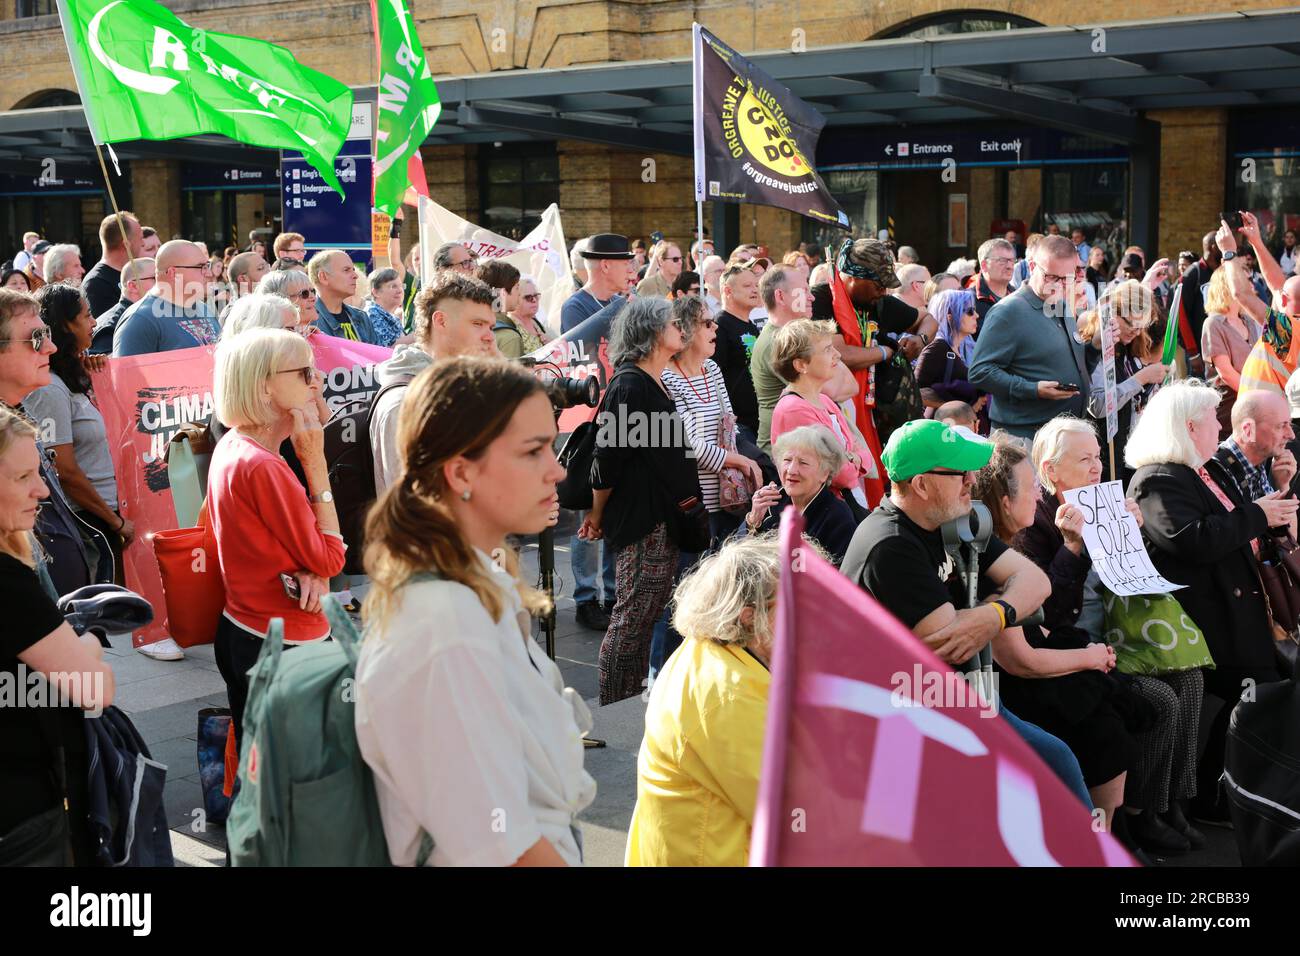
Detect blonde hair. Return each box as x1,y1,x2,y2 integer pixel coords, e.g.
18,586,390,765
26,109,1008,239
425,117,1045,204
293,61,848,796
221,293,296,339
1125,378,1222,469
1204,262,1240,316
1076,280,1155,359
671,533,781,655
213,327,312,429
771,318,837,383
363,357,551,632
0,407,40,565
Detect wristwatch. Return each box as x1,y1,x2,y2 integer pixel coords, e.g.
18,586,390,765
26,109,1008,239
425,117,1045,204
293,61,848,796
309,490,334,504
389,220,402,238
1221,250,1237,261
993,599,1018,627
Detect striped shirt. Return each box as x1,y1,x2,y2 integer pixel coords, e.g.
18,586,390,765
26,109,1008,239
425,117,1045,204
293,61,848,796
662,360,733,512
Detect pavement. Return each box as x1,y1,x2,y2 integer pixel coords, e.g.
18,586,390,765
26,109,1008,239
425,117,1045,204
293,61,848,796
112,516,1239,868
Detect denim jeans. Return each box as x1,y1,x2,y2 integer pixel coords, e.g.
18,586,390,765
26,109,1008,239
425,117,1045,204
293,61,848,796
571,513,616,606
1001,705,1094,810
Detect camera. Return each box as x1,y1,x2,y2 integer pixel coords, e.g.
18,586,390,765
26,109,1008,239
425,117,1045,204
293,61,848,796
517,357,600,410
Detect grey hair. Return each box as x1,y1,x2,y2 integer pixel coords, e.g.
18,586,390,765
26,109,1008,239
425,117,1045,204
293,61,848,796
256,269,311,298
978,237,1015,264
671,533,782,654
368,267,400,290
120,257,153,288
221,293,296,339
669,294,705,356
1030,416,1098,494
432,242,464,271
570,238,590,273
609,297,673,366
1125,379,1222,470
773,424,847,482
43,244,81,283
896,245,919,263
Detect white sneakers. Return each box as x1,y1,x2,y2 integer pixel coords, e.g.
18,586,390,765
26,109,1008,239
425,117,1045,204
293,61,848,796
136,637,186,661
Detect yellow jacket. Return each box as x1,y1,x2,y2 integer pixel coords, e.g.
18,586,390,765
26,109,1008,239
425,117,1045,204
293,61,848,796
625,638,770,867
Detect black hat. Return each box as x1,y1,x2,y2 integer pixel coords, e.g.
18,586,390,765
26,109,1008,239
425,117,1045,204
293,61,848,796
582,234,634,260
1120,252,1144,273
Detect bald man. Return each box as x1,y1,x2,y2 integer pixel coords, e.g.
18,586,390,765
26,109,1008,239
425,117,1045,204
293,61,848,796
113,239,222,356
228,250,270,298
1213,390,1298,523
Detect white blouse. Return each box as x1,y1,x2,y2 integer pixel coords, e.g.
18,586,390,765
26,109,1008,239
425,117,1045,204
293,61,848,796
355,552,597,866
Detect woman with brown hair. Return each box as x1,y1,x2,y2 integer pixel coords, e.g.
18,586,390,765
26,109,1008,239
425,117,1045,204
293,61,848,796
1079,279,1169,482
355,356,595,867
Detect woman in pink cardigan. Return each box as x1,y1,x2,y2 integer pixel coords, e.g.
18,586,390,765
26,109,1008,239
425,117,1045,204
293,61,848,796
769,319,875,517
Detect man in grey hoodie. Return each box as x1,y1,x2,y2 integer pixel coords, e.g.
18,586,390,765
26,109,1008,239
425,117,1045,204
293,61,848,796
969,233,1090,440
370,273,501,493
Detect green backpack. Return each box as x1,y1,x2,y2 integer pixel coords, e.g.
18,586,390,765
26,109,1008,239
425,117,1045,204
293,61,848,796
227,595,429,866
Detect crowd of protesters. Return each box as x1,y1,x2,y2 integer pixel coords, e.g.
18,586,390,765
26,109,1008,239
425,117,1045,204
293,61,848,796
3,201,1300,869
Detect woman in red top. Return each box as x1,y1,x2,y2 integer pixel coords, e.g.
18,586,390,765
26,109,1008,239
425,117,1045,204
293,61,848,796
209,327,346,744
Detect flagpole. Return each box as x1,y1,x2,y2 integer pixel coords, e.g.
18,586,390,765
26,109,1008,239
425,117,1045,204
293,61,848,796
696,201,705,270
90,141,133,267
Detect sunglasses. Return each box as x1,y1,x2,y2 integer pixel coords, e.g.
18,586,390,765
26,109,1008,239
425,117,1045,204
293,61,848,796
274,366,316,386
921,468,971,478
662,256,683,264
521,293,540,303
0,325,51,351
294,288,317,300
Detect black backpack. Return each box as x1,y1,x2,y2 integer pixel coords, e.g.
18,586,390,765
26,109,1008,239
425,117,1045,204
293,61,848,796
556,369,626,511
324,378,411,575
1224,671,1300,865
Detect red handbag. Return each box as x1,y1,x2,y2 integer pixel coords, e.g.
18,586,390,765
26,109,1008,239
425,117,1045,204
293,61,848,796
152,500,225,648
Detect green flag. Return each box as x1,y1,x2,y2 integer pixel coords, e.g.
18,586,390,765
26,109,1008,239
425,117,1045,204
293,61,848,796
370,0,440,216
56,0,353,195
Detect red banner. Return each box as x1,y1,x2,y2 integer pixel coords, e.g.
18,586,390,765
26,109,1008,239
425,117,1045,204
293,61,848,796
91,335,392,647
750,508,1134,866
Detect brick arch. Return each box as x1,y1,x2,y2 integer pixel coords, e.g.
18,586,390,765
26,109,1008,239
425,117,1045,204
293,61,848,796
872,7,1043,40
10,88,80,110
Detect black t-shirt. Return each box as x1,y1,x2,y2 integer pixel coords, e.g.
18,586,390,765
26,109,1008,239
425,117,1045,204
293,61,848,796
840,499,1008,632
82,261,122,319
0,553,86,765
810,284,919,340
712,309,761,433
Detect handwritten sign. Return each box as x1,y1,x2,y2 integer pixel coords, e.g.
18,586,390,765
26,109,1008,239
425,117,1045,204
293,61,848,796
1061,480,1184,596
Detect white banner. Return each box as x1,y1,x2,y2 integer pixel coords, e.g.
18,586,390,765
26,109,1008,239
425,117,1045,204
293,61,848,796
416,196,571,336
1101,307,1118,443
1061,480,1184,596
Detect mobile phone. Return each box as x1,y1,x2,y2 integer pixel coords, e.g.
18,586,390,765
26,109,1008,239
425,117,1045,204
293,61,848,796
1058,383,1080,393
1220,211,1243,230
280,572,301,601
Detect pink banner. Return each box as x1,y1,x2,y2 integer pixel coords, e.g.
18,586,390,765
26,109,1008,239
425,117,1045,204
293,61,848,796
91,335,392,647
750,508,1134,867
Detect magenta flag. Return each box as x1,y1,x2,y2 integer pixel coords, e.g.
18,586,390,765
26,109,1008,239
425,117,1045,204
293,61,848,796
749,508,1134,866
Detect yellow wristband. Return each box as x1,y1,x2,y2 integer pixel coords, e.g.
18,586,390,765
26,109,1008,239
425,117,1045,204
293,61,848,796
989,601,1007,630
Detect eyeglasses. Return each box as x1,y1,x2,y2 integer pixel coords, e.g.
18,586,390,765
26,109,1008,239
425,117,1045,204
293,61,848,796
521,293,540,303
921,468,971,478
174,262,215,274
294,288,317,301
274,366,316,386
0,325,51,351
699,318,718,328
1040,272,1072,284
453,258,478,271
987,257,1015,266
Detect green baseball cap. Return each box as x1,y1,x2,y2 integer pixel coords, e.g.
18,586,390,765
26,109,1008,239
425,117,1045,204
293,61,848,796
881,419,994,481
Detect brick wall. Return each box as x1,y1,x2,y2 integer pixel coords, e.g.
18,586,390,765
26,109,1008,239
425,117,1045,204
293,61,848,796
1150,108,1228,257
129,160,183,240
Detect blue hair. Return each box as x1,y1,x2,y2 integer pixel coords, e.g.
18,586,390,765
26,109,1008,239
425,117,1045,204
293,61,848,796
927,288,976,364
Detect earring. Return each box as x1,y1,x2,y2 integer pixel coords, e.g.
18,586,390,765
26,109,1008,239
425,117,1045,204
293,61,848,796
461,489,472,502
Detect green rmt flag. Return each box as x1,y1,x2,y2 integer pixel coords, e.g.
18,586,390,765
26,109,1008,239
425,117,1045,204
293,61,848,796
56,0,353,195
370,0,440,216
